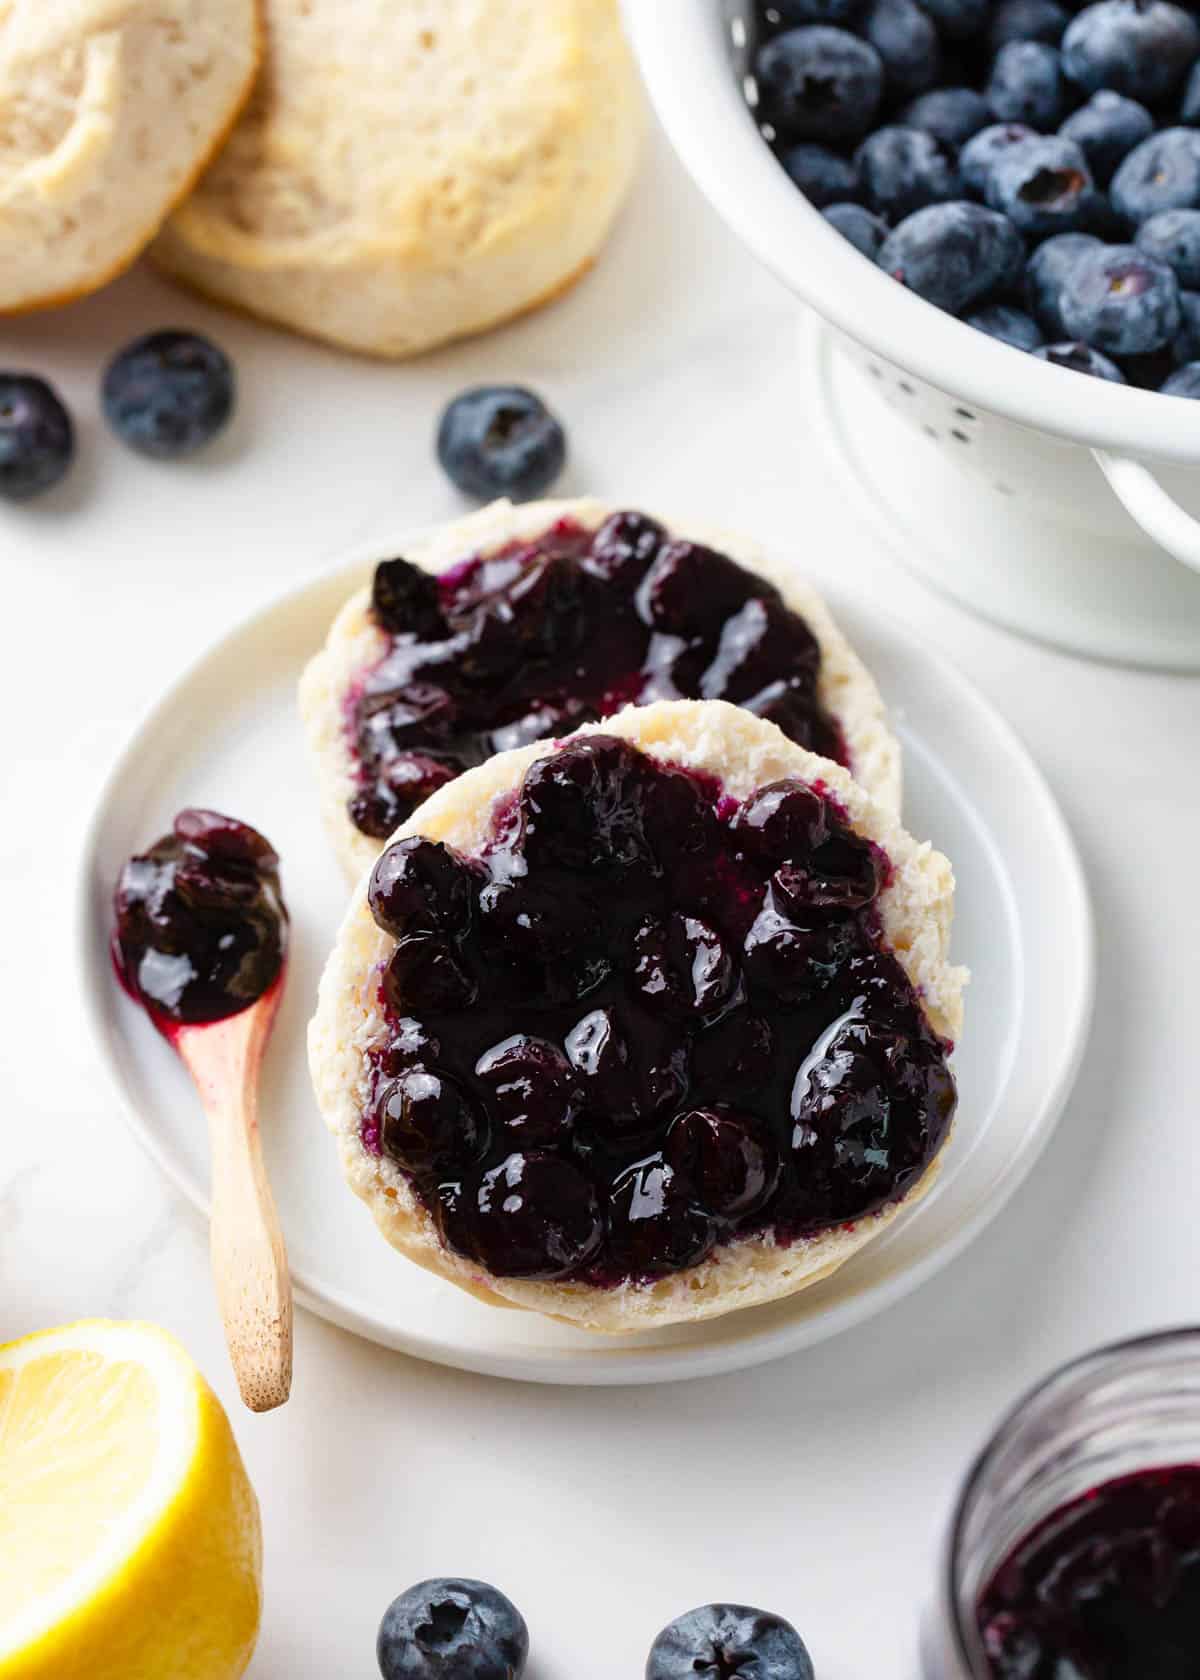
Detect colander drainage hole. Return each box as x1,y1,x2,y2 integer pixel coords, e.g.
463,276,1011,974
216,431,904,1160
951,428,970,444
923,424,938,439
868,364,883,380
955,407,977,422
899,380,916,395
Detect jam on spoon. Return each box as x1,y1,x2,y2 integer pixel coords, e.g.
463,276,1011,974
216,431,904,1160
113,808,293,1412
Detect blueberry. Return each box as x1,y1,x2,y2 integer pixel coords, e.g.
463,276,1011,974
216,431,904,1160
771,832,882,909
607,1155,716,1276
436,386,565,502
1024,231,1102,332
1135,208,1200,289
986,42,1067,130
445,1151,603,1278
1062,1,1200,106
383,933,477,1014
985,136,1093,236
1161,361,1200,397
823,201,890,256
733,780,828,858
1033,339,1128,378
1112,129,1200,226
664,1108,779,1221
474,1034,581,1147
862,0,941,97
960,122,1036,195
900,87,991,148
0,374,73,501
878,201,1025,314
1059,91,1154,185
754,27,884,143
854,126,961,219
369,837,475,939
1174,289,1200,359
771,0,865,19
377,1070,484,1174
918,0,989,42
101,330,234,459
632,913,736,1016
638,540,758,634
1183,62,1200,126
987,0,1069,49
377,1579,528,1680
582,510,666,587
372,557,446,638
646,1605,815,1680
779,142,861,206
1060,242,1181,352
742,900,855,1000
965,303,1044,349
519,736,647,873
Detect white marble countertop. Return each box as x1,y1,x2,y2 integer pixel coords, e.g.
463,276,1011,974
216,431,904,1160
4,122,1199,1678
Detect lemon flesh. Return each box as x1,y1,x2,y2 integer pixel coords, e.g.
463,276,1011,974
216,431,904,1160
0,1321,261,1680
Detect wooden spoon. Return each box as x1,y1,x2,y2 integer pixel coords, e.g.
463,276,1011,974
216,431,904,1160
170,975,293,1413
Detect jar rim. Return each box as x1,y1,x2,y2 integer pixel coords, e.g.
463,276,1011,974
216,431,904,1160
943,1325,1200,1674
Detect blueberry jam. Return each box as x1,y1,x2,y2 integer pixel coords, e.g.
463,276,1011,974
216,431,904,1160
976,1466,1200,1677
363,735,954,1285
113,810,287,1027
346,512,845,840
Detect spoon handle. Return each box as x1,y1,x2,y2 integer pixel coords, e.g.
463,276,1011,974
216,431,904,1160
180,1003,293,1413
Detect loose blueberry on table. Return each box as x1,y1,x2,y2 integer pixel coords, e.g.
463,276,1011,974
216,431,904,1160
437,386,566,501
976,1464,1200,1678
346,510,845,841
102,329,235,458
647,1603,815,1680
113,809,287,1028
0,373,74,502
362,734,955,1285
377,1579,528,1680
749,0,1200,393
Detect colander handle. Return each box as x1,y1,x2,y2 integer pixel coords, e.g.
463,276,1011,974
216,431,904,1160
1093,451,1200,575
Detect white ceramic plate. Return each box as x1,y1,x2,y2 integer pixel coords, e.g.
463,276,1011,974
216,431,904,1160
79,536,1093,1385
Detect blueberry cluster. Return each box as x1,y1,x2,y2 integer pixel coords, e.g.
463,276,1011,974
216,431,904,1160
349,511,843,840
113,809,287,1025
751,0,1200,389
375,1582,815,1680
363,735,955,1286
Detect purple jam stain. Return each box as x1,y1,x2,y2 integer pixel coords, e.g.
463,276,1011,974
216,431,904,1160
112,808,288,1028
346,511,847,839
977,1465,1200,1679
362,735,954,1286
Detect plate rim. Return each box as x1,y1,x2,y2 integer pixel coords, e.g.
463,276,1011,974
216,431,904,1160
77,529,1096,1386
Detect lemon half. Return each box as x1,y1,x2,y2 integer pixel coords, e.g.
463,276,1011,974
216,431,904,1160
0,1320,261,1680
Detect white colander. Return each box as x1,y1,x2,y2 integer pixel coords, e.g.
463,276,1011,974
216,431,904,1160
627,1,1200,668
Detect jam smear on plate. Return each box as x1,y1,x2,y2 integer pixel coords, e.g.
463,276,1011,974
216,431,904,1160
363,734,954,1286
113,809,287,1028
347,511,846,839
977,1465,1200,1679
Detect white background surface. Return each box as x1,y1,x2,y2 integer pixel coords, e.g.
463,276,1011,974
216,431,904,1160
3,121,1198,1677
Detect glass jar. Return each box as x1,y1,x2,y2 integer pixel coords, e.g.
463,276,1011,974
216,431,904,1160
922,1328,1200,1678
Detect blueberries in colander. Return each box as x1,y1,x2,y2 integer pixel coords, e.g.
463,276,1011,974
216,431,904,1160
748,0,1200,387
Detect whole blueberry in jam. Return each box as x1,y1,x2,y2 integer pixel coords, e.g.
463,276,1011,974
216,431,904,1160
102,330,235,459
113,810,286,1025
345,513,845,839
361,736,955,1287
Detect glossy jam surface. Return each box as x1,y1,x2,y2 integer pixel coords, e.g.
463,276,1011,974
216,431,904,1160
347,512,845,838
977,1466,1200,1679
113,809,287,1026
363,735,954,1285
